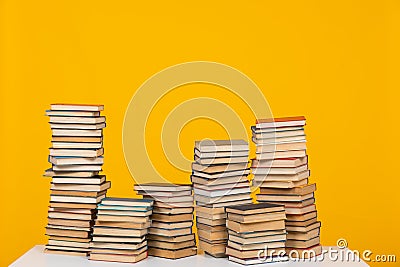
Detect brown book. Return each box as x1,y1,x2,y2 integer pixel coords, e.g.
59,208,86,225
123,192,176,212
228,229,286,239
97,209,152,217
225,203,284,215
195,139,248,152
44,249,87,257
48,239,90,248
48,236,91,243
45,169,100,178
197,223,226,232
227,210,286,224
192,162,248,174
191,175,248,186
196,217,226,226
134,183,192,192
195,206,225,214
198,239,226,256
151,221,193,229
256,142,306,153
89,251,147,263
50,189,107,197
196,211,226,220
194,193,251,204
285,244,322,258
285,204,316,215
50,202,97,209
147,234,195,243
197,229,228,240
229,233,287,245
95,215,148,223
256,150,307,160
48,212,94,221
95,220,150,229
252,156,308,168
149,227,192,237
92,236,144,243
90,240,146,250
259,197,315,208
227,220,285,233
52,136,103,143
153,207,193,215
286,217,317,227
256,193,314,202
287,227,320,241
45,245,89,252
148,247,197,259
92,227,147,237
254,179,308,189
197,199,252,208
226,246,284,259
152,213,193,222
260,183,316,196
256,116,306,128
195,155,248,165
48,207,94,214
51,181,111,192
286,221,321,233
47,218,91,228
286,236,320,248
148,240,196,250
254,170,310,182
45,228,89,238
90,246,146,256
228,240,285,251
286,211,317,222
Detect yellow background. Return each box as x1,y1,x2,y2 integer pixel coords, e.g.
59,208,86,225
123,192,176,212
1,1,399,266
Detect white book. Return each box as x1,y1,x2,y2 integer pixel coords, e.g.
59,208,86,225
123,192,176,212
252,136,306,145
52,165,102,172
256,117,306,129
49,148,103,157
192,169,250,179
194,187,250,197
52,129,102,137
252,164,308,175
50,122,106,130
49,116,105,124
49,156,104,165
256,150,307,160
195,139,248,152
195,149,248,159
52,142,102,149
50,104,104,111
50,194,106,204
252,125,304,134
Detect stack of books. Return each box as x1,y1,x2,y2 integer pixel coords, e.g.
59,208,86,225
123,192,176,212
44,104,110,256
133,183,197,259
89,198,153,263
191,139,252,257
225,203,288,265
251,116,322,258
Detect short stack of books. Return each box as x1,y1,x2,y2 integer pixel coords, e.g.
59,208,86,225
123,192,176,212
44,104,110,256
133,183,197,259
191,139,252,257
89,198,153,263
251,116,322,258
225,203,288,265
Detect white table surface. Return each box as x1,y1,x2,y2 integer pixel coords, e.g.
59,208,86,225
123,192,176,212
10,245,369,267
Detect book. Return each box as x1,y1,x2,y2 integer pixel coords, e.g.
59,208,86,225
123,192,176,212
255,116,306,129
49,148,104,157
50,103,104,111
49,116,105,124
148,247,197,259
89,251,147,263
195,139,249,152
46,110,100,117
50,122,106,130
134,183,192,192
227,219,285,233
225,203,285,215
251,156,308,168
49,156,104,165
260,183,316,195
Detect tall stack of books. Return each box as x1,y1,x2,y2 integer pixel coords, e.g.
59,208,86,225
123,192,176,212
133,183,197,259
191,140,252,257
225,203,288,265
89,198,153,263
44,104,110,256
251,116,322,258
